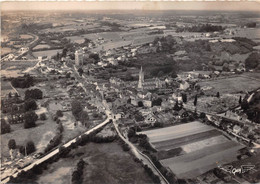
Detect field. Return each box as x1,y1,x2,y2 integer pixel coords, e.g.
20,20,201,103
32,49,62,58
230,28,260,40
1,80,17,97
1,60,38,70
33,142,154,184
1,47,15,56
160,142,244,179
199,75,260,94
142,121,215,143
20,34,33,39
132,35,158,46
1,113,57,158
33,44,51,50
142,121,245,179
1,60,38,78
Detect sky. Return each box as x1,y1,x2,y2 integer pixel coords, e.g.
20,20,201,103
1,1,260,11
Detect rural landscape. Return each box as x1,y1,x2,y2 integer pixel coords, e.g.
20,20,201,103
1,1,260,184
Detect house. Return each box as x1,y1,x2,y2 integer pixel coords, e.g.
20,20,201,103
233,125,242,134
139,109,152,116
179,81,190,90
143,100,152,108
144,113,157,125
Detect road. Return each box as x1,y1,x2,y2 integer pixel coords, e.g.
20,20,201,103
1,118,111,183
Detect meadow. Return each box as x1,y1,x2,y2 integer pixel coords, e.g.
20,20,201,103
33,142,154,184
199,75,260,94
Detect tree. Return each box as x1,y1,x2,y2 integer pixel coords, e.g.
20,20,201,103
24,99,37,111
241,100,249,111
78,68,83,76
138,101,144,107
65,72,71,78
89,53,100,62
71,100,82,118
245,52,259,69
1,119,11,134
56,110,63,117
24,111,38,129
194,95,198,106
181,93,187,103
14,93,19,98
173,101,180,111
40,113,47,120
222,63,230,72
72,171,80,182
199,112,206,119
25,88,43,100
216,92,220,98
239,96,242,104
152,98,162,106
8,139,16,150
79,111,89,126
127,128,136,138
26,141,36,154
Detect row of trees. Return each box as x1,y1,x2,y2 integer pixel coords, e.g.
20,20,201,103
176,24,224,33
8,139,36,156
71,159,86,184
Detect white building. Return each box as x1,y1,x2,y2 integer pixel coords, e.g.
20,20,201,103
75,49,84,66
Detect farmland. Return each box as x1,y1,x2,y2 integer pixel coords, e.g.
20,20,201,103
142,121,245,179
1,60,38,78
1,47,15,56
142,121,215,143
198,75,260,94
32,142,154,184
32,49,62,58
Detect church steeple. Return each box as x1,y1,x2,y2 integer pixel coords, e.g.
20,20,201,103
138,66,144,90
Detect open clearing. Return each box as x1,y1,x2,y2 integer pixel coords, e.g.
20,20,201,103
34,142,154,184
1,114,57,158
142,121,245,179
32,49,62,58
1,80,17,97
199,75,260,94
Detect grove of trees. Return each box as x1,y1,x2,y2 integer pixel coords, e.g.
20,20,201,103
1,119,11,134
245,52,260,70
24,111,38,129
11,74,34,88
25,88,43,100
8,139,16,150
